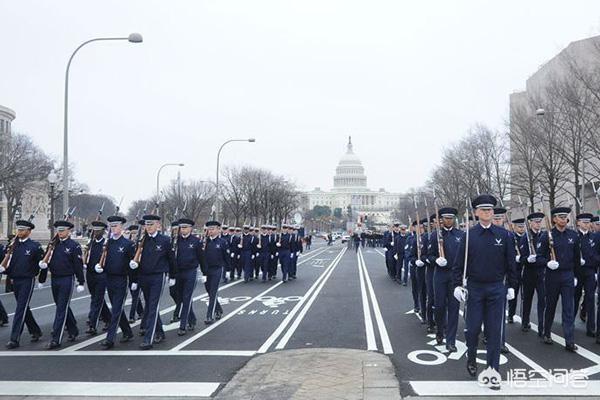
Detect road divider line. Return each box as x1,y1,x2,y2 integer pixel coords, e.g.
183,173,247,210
171,281,285,351
357,249,377,351
257,247,346,353
0,350,255,357
359,248,393,354
274,247,347,350
62,279,243,352
9,294,91,317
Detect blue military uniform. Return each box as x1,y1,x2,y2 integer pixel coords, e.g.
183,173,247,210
268,227,279,280
174,218,204,334
277,226,292,282
131,214,176,350
40,220,85,348
452,194,517,379
408,219,429,322
239,227,257,282
507,219,525,322
384,226,398,279
406,227,420,311
3,220,44,348
127,223,144,322
203,221,228,323
229,229,242,280
85,221,112,334
257,227,272,282
99,215,136,348
290,228,303,279
427,207,463,351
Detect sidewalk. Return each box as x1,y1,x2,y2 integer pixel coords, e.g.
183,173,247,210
215,348,401,400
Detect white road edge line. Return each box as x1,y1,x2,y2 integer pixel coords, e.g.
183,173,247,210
274,247,347,350
409,380,593,396
359,248,393,354
0,350,255,357
357,249,377,351
256,247,346,353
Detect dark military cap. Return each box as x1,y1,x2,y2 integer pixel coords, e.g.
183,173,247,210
205,220,221,227
512,218,525,225
593,216,600,223
170,220,180,228
551,207,571,216
527,212,545,221
576,213,594,222
493,207,507,216
471,194,497,209
15,220,35,230
54,220,74,230
107,215,127,225
127,224,139,231
91,221,108,230
143,215,160,225
438,207,458,217
178,218,195,227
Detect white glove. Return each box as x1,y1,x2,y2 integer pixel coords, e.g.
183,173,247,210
257,244,262,249
290,253,294,259
237,255,240,259
415,260,424,267
94,264,103,273
270,255,274,259
581,258,586,266
384,248,388,252
435,257,448,267
83,264,88,270
169,278,176,287
251,255,255,259
527,255,536,264
275,252,279,257
39,261,48,270
230,253,235,258
276,242,281,247
0,266,5,274
390,241,394,246
130,283,138,291
574,277,578,287
76,285,85,293
129,260,139,269
454,286,467,302
547,260,559,270
37,283,44,289
506,288,515,300
237,244,242,249
515,255,521,263
393,254,398,260
201,275,207,283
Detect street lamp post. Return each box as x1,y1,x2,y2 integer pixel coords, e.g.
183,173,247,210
48,172,58,238
62,33,143,214
156,163,185,216
214,138,256,220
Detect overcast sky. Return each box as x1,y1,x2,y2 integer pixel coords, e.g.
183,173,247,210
2,1,600,209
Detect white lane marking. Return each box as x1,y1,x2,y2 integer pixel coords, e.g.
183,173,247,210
409,380,592,396
357,249,377,351
0,350,254,357
257,247,346,353
275,247,347,350
0,381,220,397
171,282,284,351
63,279,243,352
8,294,91,317
359,248,393,354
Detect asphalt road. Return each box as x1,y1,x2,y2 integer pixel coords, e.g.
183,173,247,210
0,240,599,397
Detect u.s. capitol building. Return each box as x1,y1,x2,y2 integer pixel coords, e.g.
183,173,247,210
302,137,402,224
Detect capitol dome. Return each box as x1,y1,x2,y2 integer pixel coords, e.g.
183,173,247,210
333,136,368,192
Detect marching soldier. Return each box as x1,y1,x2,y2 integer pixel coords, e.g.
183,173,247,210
85,220,112,335
290,226,303,280
428,207,463,352
409,218,428,324
425,216,436,333
239,225,257,282
1,220,44,348
536,206,580,351
174,218,204,335
202,220,226,324
519,212,546,334
169,220,182,323
397,224,409,285
407,221,420,313
39,220,86,349
277,224,292,282
268,226,279,280
0,244,8,327
253,227,261,279
573,213,599,338
126,222,144,323
257,225,271,282
220,225,230,283
507,218,526,323
452,194,517,387
383,224,396,279
491,207,510,354
98,215,135,349
232,227,243,280
593,216,600,233
129,214,175,350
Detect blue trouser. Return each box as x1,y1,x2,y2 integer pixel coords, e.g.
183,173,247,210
139,273,165,345
241,251,254,281
89,273,110,330
401,258,409,283
508,264,523,318
543,269,575,344
51,275,78,344
86,271,111,324
415,264,427,319
128,284,144,320
385,250,396,278
259,252,270,281
410,263,419,310
466,280,505,371
290,252,298,277
521,266,545,330
106,274,133,343
205,266,223,320
269,253,278,278
426,264,435,326
178,268,198,329
433,268,459,346
0,299,7,323
10,277,41,343
279,250,291,281
574,268,596,334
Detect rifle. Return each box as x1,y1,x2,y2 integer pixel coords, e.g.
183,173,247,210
462,198,470,287
432,189,445,259
42,206,76,264
423,195,432,240
518,195,536,256
538,185,556,261
413,195,421,260
83,201,105,265
1,204,42,271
